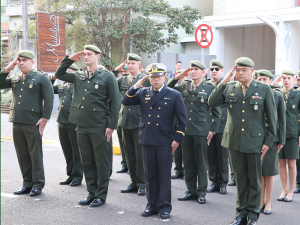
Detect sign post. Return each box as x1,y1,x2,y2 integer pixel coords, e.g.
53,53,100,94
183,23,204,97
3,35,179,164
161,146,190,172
195,24,213,65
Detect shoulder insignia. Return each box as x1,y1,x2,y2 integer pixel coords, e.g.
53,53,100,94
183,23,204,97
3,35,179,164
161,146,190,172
37,70,48,75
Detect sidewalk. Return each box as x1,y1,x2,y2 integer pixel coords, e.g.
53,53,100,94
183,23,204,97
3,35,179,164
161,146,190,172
0,113,120,154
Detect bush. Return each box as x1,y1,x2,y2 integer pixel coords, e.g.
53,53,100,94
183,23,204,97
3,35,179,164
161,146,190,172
1,90,12,103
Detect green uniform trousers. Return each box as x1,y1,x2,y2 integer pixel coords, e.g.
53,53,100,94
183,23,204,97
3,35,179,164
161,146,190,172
123,128,145,189
173,143,184,175
117,126,127,169
77,126,110,201
13,123,45,189
229,149,261,220
207,133,229,187
230,158,235,181
58,123,83,183
182,135,208,197
109,137,113,176
297,153,300,187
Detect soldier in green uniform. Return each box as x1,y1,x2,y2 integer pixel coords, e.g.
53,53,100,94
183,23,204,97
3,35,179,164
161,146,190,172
256,70,286,214
117,53,151,196
1,50,54,196
206,59,229,195
295,70,300,194
208,57,276,225
54,45,121,207
168,61,221,204
275,70,300,202
50,64,83,186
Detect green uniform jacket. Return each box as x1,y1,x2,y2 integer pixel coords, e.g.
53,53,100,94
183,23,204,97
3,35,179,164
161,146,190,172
54,56,121,129
272,89,286,144
279,87,300,139
1,70,54,124
208,80,276,153
168,78,221,136
53,81,74,125
117,73,150,129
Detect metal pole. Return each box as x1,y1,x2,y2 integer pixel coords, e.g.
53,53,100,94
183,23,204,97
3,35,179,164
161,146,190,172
22,0,28,50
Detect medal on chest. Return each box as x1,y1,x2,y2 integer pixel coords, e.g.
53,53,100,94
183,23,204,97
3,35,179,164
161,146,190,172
29,83,33,88
95,84,99,89
254,105,258,110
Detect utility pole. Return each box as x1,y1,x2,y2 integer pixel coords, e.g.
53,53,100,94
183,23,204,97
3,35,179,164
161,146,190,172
22,0,28,50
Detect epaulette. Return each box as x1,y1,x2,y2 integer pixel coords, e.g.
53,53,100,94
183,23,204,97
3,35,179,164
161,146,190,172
256,81,268,86
37,70,48,76
206,80,214,86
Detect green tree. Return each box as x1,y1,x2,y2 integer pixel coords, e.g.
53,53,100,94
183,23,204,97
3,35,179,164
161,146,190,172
34,0,202,70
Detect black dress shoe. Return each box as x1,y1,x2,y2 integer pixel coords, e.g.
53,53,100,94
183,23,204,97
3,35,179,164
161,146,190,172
141,209,158,217
260,204,265,212
294,186,300,193
160,212,170,219
220,186,227,194
14,187,32,195
228,179,236,186
70,181,81,187
198,195,206,204
138,188,146,196
178,192,195,201
171,173,184,179
121,186,138,193
79,197,94,205
207,185,220,193
59,180,72,185
277,194,287,201
90,198,105,207
116,167,128,173
247,218,257,225
29,188,42,197
230,217,247,225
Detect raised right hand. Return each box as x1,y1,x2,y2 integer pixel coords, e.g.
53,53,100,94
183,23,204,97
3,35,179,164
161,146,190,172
272,75,283,86
115,60,127,71
222,65,237,85
69,51,84,61
174,68,190,80
4,57,19,72
135,75,148,88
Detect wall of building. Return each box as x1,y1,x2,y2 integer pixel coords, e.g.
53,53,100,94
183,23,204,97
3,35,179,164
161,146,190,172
289,20,300,72
167,0,213,15
214,0,294,16
223,25,276,73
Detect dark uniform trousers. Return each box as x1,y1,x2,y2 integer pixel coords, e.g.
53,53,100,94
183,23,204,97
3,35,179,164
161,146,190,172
173,144,183,175
182,135,208,197
297,157,300,187
207,133,229,187
58,123,83,182
13,123,45,189
117,126,127,169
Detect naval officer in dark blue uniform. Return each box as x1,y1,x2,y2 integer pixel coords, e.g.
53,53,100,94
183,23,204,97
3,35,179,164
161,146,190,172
122,63,188,220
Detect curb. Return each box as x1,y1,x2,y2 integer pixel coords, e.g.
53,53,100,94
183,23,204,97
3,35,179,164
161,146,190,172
1,136,121,155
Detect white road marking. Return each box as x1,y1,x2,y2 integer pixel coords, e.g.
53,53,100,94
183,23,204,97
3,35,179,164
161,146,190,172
1,192,18,198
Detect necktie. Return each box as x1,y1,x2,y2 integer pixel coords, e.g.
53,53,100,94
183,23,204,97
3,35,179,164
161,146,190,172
193,85,197,92
89,71,93,79
22,73,27,81
154,90,159,98
131,76,136,84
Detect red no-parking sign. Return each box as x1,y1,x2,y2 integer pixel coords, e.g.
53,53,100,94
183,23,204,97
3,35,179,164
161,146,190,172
195,24,213,48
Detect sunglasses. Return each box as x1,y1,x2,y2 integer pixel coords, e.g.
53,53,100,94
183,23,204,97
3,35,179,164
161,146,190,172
210,68,220,71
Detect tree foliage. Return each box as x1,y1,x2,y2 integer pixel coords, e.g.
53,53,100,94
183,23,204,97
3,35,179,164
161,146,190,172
34,0,202,70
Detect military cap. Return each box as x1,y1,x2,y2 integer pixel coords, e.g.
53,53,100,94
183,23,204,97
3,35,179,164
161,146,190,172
84,45,101,54
189,61,206,70
145,63,167,76
273,84,282,89
235,57,255,67
69,64,79,71
123,64,128,70
127,53,141,61
297,70,300,77
282,69,296,76
17,50,35,59
258,69,273,78
253,70,259,77
210,59,224,68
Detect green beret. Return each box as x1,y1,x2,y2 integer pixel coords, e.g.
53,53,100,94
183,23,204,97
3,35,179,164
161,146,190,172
258,69,273,78
282,70,296,76
69,64,79,71
210,59,224,68
298,70,300,77
253,70,259,76
127,53,141,61
123,64,128,70
84,45,101,54
17,50,35,59
189,61,206,70
145,63,167,76
273,84,282,89
235,57,255,67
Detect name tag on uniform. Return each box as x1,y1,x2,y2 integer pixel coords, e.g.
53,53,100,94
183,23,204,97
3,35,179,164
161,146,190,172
164,97,171,99
145,97,150,100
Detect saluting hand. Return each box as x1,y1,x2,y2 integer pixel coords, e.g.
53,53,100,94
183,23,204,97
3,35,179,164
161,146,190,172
222,66,237,85
272,75,283,86
115,60,127,71
36,119,48,136
69,51,84,61
174,68,190,80
207,131,214,146
277,144,283,153
4,57,19,72
171,141,179,154
260,145,269,160
105,128,114,142
135,75,148,88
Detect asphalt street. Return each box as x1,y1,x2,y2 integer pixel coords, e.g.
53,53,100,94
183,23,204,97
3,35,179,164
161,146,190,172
1,114,299,224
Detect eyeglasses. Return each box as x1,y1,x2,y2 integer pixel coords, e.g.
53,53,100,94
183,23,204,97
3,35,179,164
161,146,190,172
236,68,251,73
210,68,220,72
